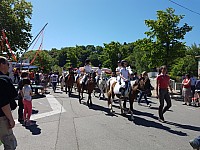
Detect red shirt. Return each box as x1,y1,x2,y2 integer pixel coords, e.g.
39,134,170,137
182,79,191,88
157,74,170,89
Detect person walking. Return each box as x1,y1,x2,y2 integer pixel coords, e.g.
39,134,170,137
182,74,192,106
0,56,18,149
50,72,58,92
22,78,33,126
138,71,151,107
156,65,173,123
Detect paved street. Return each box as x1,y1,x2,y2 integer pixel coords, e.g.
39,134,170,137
1,86,200,150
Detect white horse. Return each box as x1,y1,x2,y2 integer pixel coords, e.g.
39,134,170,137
94,71,107,99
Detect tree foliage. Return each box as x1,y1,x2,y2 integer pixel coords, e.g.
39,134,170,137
0,0,32,55
144,8,192,69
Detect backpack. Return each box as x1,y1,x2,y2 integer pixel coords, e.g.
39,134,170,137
0,75,18,110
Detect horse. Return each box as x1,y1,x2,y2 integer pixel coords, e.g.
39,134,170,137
76,72,96,107
65,71,75,97
107,78,141,120
94,71,107,99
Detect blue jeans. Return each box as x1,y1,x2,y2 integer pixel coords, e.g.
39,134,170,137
138,91,149,105
52,82,57,91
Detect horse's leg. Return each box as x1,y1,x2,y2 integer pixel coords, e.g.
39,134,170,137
107,91,113,113
129,91,136,121
129,98,134,121
89,93,92,106
79,91,81,103
65,82,67,94
118,98,124,114
87,93,89,106
102,87,105,99
68,86,71,97
123,98,128,114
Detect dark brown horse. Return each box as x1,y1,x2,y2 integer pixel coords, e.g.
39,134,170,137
107,78,141,120
76,73,95,107
65,71,75,97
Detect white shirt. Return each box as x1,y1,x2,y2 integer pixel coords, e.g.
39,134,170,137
96,68,102,75
51,74,58,82
84,65,92,73
22,85,32,101
76,69,81,75
120,67,129,81
116,66,121,72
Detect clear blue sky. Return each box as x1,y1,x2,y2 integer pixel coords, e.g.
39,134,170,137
28,0,200,50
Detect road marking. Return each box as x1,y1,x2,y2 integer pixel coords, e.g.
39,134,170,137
15,94,66,124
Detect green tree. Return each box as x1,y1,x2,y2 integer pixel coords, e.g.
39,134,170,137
170,44,200,79
145,8,192,69
0,0,32,55
101,42,122,71
24,50,53,73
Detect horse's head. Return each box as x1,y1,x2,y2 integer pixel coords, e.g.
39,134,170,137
138,78,146,90
100,71,107,80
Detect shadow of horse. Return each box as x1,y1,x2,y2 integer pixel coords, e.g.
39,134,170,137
65,71,75,97
76,73,96,107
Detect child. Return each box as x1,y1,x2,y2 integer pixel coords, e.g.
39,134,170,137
22,78,33,126
119,60,130,96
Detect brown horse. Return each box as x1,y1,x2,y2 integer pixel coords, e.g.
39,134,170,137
76,73,95,107
65,71,75,97
107,78,141,120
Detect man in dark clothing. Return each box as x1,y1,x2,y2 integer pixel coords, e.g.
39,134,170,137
0,56,18,149
34,71,40,94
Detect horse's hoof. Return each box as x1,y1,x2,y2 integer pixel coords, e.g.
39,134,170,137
121,110,124,115
109,109,114,114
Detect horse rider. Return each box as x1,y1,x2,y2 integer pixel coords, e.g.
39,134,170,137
65,64,74,79
119,60,131,97
95,64,102,83
116,60,121,75
82,59,92,85
75,66,81,82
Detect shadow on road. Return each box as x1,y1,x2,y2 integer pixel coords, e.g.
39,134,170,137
22,120,41,135
81,102,118,117
133,116,187,136
165,121,200,132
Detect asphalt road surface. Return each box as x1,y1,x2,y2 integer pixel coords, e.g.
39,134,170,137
1,85,199,150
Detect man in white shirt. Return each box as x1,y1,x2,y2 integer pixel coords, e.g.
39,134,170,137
50,72,58,92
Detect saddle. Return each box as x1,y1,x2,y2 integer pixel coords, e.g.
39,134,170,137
113,81,130,97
